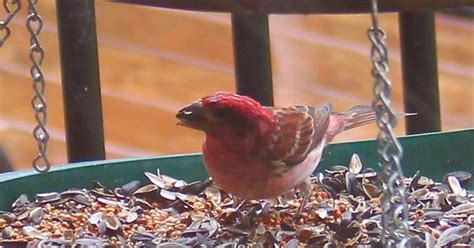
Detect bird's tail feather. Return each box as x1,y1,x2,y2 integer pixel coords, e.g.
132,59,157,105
341,105,377,130
341,105,415,131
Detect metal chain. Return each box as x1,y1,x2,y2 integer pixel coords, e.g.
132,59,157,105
0,0,21,47
367,0,410,247
27,0,50,173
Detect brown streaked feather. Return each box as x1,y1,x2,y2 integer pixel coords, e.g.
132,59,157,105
264,103,332,172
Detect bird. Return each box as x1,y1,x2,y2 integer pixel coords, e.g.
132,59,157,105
176,92,378,202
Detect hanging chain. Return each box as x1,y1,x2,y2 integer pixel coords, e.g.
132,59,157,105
0,0,50,172
0,0,21,47
367,0,410,247
27,0,50,173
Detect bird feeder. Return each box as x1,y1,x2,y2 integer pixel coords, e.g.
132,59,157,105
0,0,473,246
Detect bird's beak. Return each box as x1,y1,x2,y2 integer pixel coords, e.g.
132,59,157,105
176,100,210,131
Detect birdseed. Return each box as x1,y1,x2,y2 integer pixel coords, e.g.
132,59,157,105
0,154,472,247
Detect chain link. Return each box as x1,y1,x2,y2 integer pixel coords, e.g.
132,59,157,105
367,0,410,246
27,0,50,173
0,0,21,47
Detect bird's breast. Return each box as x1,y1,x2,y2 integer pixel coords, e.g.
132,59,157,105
202,139,324,199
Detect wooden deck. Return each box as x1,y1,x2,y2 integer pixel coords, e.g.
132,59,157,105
0,1,473,170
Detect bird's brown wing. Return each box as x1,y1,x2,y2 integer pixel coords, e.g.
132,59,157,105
263,103,332,173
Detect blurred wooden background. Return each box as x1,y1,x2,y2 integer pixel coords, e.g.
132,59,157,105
0,2,472,170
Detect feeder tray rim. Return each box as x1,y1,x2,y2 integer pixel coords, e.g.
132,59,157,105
1,128,472,184
110,0,474,14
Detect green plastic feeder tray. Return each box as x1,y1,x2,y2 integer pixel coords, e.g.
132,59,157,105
0,129,472,211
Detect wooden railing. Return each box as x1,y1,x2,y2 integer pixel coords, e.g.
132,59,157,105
56,0,474,163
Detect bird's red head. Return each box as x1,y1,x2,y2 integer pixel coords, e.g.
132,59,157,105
176,92,274,150
201,92,268,121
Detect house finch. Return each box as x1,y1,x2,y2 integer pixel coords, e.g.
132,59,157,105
176,92,377,200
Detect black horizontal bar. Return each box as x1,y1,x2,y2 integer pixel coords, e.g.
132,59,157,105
111,0,474,14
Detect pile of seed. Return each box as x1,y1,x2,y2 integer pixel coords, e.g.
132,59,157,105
0,154,472,247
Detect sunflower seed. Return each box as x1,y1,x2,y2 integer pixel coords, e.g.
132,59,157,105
444,202,474,216
22,226,47,240
131,231,155,241
362,183,382,199
103,214,121,231
27,207,44,224
348,154,363,174
443,171,472,185
447,176,467,196
72,194,91,206
160,189,177,201
73,238,108,246
134,184,159,195
204,186,222,206
36,192,60,204
89,212,103,225
436,225,470,247
12,194,29,209
326,165,348,174
145,172,166,188
97,197,125,207
121,180,142,196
